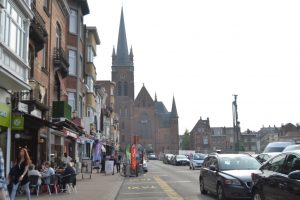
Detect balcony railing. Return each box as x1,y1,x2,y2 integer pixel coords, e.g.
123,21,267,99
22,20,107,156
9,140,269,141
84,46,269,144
30,4,48,53
52,101,71,120
53,47,69,78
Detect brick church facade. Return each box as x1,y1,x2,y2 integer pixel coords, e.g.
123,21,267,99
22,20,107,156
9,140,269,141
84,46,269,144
112,8,179,155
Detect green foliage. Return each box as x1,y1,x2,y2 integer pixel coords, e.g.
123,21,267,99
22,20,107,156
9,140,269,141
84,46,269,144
181,129,191,150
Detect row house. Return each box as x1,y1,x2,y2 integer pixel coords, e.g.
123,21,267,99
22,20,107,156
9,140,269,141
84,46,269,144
189,117,235,153
240,131,258,153
0,0,108,174
95,80,120,155
0,0,33,174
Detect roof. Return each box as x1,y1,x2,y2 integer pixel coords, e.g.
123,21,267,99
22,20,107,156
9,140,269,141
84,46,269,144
86,26,100,45
171,96,178,117
155,101,168,114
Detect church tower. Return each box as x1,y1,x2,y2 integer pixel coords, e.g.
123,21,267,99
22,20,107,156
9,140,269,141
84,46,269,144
112,8,134,149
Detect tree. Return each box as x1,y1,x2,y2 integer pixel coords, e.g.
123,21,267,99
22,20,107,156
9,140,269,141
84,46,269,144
181,129,191,150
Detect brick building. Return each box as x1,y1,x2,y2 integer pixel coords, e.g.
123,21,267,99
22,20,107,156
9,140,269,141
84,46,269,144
112,8,179,155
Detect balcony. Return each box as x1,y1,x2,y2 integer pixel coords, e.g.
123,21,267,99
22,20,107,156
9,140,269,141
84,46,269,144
30,4,48,54
53,47,69,78
12,81,48,114
52,101,71,120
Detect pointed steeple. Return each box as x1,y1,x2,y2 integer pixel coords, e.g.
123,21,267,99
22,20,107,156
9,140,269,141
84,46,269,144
155,92,157,102
112,46,116,56
171,96,178,118
115,7,130,66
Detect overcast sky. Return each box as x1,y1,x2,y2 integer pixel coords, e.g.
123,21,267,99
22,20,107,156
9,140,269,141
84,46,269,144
85,0,300,134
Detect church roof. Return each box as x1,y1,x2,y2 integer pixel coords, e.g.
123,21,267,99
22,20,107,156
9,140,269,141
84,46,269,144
114,7,132,66
155,101,168,114
171,96,178,117
134,85,154,106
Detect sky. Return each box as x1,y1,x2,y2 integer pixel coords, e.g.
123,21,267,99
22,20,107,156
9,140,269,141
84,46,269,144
85,0,300,134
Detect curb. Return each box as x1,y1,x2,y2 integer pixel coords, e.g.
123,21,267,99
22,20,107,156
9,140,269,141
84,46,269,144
114,175,126,200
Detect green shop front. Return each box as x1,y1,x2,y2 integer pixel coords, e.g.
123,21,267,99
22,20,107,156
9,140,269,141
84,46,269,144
0,103,11,175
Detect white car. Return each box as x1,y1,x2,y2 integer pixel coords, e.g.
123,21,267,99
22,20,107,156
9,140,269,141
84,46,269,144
143,159,148,172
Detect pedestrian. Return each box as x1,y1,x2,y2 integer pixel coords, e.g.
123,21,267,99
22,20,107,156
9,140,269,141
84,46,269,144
10,148,32,200
41,162,54,185
61,162,76,191
28,164,42,185
0,147,10,200
116,155,121,173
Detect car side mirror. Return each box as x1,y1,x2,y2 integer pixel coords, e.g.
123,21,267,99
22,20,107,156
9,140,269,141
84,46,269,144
209,165,217,171
288,170,300,180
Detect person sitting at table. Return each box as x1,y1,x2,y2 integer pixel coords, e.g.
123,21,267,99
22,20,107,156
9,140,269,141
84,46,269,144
61,162,76,191
61,153,72,165
41,162,55,185
28,164,42,186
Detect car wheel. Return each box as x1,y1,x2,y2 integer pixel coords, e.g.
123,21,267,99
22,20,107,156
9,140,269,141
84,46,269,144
252,190,265,200
199,178,207,194
217,183,226,200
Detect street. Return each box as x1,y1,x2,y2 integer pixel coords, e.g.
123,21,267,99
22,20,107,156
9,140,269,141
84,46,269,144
116,160,215,200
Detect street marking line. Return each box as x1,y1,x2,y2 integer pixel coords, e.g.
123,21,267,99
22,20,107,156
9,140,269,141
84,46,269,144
153,176,184,200
122,191,165,195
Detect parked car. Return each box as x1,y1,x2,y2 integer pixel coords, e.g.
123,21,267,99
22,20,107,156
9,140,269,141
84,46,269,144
251,150,300,200
143,159,148,172
172,155,190,166
163,154,174,164
255,152,280,164
283,144,300,152
263,141,294,153
190,153,207,170
199,153,261,200
148,153,157,160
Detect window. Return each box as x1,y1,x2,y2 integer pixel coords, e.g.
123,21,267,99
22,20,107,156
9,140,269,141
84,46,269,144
43,0,50,13
78,96,83,118
68,50,77,75
86,76,94,93
56,24,61,48
41,44,48,69
68,92,76,112
124,82,128,96
263,154,286,172
87,46,94,63
117,81,122,96
69,9,77,34
78,56,82,78
3,1,27,60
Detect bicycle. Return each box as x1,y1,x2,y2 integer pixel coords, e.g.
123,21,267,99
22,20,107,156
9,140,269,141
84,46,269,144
120,162,127,177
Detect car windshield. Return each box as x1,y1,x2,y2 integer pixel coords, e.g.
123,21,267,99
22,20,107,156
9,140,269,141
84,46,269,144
194,154,206,160
219,156,261,171
283,145,300,152
177,155,186,159
264,147,285,153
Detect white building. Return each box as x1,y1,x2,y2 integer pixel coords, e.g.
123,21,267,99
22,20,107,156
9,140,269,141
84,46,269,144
0,0,33,175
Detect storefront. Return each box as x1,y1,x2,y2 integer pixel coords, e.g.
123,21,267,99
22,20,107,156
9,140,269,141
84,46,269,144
11,113,51,166
0,102,11,175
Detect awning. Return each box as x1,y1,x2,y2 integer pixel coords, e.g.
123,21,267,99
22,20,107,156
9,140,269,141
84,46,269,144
63,128,78,139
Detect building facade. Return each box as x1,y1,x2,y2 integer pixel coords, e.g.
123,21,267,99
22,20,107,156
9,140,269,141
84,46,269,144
112,8,179,155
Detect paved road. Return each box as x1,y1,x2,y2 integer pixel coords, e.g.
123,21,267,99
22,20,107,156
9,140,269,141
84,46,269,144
115,160,216,200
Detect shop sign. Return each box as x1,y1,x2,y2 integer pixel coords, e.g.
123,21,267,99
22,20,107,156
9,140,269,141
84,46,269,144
12,115,24,130
63,128,78,139
31,109,42,119
18,102,28,113
0,103,11,127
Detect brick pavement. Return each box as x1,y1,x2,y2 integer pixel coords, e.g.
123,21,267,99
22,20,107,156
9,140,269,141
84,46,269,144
16,173,124,200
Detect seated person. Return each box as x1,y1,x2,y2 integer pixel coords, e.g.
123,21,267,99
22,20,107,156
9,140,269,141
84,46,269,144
41,162,55,184
61,162,76,190
28,164,42,185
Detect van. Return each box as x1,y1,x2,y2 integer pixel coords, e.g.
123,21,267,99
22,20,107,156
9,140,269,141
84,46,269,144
263,141,294,153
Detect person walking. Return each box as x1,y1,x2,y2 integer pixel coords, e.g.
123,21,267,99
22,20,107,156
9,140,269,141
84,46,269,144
116,155,121,173
10,148,31,200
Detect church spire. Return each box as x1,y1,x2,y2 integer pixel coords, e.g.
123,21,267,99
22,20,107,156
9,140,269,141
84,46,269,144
171,96,178,118
115,7,130,66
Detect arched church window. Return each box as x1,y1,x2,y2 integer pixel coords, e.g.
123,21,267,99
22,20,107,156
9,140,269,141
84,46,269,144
117,81,122,96
124,81,128,96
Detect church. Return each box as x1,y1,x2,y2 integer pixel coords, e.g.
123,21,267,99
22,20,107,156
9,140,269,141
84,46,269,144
111,8,179,156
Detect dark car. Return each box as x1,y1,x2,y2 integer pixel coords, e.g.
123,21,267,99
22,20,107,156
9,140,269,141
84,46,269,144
251,150,300,200
199,153,261,200
255,152,280,164
172,155,190,166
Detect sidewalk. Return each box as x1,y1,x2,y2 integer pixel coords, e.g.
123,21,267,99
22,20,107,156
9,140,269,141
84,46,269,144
16,173,124,200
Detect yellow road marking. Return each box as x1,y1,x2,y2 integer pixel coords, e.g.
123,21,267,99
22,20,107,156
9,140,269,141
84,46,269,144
153,176,184,200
